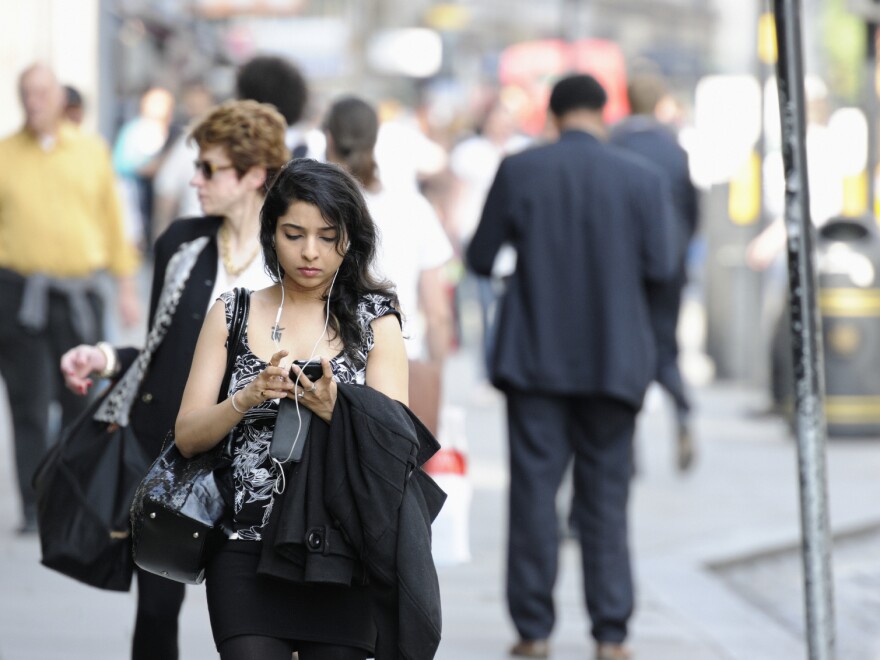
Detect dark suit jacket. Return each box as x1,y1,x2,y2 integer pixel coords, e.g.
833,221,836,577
466,130,678,407
610,116,699,246
610,117,700,374
258,384,446,660
117,216,223,456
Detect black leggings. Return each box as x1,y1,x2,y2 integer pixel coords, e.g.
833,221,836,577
218,635,368,660
132,569,186,660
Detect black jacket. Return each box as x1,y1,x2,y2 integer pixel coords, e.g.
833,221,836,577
466,130,679,406
116,216,222,456
258,383,446,660
610,117,699,246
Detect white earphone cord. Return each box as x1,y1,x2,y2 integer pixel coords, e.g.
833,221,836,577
272,267,340,494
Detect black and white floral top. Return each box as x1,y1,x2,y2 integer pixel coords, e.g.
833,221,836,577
219,289,400,541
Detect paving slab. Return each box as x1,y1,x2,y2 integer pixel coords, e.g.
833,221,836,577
3,345,880,658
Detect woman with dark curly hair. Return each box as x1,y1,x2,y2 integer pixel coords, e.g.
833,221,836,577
175,159,414,660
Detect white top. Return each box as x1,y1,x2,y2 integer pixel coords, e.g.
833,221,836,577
364,186,453,359
449,133,531,243
375,119,447,193
208,243,273,314
153,135,201,218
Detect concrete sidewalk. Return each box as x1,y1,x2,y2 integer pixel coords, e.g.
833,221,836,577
2,349,880,659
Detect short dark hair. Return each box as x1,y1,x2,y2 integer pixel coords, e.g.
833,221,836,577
64,85,83,109
236,56,308,126
549,74,607,117
260,159,397,356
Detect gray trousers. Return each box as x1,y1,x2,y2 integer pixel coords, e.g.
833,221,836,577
505,390,636,644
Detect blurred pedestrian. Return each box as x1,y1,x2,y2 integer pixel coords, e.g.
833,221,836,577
60,100,289,660
324,96,454,433
152,81,216,241
610,72,700,471
112,86,176,246
466,74,678,660
449,92,530,381
62,84,85,125
174,159,441,660
375,98,448,193
236,54,323,158
0,63,141,534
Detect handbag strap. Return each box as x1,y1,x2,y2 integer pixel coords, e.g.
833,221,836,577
217,287,250,402
155,286,251,457
94,236,211,426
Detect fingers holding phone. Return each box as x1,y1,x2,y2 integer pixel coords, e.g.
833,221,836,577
289,357,336,423
244,350,292,406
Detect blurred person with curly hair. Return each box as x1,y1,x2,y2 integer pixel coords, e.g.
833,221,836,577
236,54,324,158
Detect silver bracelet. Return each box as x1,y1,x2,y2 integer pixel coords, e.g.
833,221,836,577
230,390,249,414
95,341,119,379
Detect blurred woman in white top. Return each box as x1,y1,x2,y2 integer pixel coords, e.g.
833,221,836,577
323,96,453,431
324,96,452,361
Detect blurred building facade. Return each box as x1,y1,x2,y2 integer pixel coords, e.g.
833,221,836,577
0,0,102,136
2,0,731,138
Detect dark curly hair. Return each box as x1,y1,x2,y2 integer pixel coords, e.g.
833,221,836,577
260,158,398,356
236,56,308,127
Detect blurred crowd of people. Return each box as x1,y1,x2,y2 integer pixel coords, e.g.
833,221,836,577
0,53,701,660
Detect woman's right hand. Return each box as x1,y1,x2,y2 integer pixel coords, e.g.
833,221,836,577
60,344,105,396
236,349,294,409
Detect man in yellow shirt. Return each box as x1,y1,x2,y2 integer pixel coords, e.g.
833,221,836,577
0,63,141,533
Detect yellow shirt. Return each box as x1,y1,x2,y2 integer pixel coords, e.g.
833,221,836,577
0,123,139,278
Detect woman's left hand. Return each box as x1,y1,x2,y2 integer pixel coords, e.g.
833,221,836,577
288,357,337,423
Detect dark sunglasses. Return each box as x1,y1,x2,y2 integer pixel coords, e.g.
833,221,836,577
194,159,236,180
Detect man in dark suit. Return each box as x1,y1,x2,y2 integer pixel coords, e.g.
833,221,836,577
610,72,700,472
466,74,678,660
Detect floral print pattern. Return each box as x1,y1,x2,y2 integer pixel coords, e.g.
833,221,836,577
219,289,398,540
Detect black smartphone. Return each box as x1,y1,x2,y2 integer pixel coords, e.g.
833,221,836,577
272,398,311,463
290,359,323,383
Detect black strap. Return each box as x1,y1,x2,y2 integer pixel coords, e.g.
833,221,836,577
217,287,250,403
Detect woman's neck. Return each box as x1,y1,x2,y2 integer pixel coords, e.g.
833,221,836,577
279,278,330,307
221,194,262,244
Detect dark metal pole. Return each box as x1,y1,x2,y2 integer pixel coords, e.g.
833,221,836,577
772,1,836,658
866,22,877,218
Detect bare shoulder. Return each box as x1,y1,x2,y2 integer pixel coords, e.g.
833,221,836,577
370,312,404,339
204,297,228,328
248,285,278,306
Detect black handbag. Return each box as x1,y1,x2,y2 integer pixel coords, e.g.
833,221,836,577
130,287,249,584
33,391,152,591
